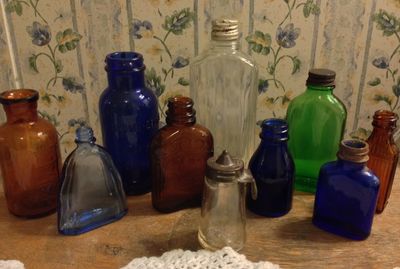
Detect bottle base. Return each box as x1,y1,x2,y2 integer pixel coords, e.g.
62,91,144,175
294,175,317,193
247,205,291,218
59,209,127,235
9,206,56,219
197,230,243,252
312,216,370,240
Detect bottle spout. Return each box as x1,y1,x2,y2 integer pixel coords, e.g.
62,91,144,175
238,169,257,200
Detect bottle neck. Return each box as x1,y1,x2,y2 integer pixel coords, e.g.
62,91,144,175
107,70,145,90
166,97,196,126
210,40,240,50
306,85,334,93
337,159,366,169
3,102,38,123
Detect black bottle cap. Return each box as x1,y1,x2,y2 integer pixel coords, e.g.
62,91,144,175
306,68,336,87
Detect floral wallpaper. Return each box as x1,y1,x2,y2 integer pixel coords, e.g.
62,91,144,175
0,0,399,158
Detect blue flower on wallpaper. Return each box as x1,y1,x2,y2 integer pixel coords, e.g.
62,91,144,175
62,77,85,93
258,79,269,94
26,21,51,46
276,23,300,49
68,118,87,127
131,19,153,39
372,56,389,69
172,56,189,68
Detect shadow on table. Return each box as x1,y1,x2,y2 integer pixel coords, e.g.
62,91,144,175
276,217,349,243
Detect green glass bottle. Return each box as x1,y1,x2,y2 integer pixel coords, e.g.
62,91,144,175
286,69,347,193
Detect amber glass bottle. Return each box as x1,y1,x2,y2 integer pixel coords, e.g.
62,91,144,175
151,96,213,213
366,110,399,213
0,89,61,217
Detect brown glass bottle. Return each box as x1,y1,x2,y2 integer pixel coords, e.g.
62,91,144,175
0,89,61,217
151,96,213,213
366,110,399,213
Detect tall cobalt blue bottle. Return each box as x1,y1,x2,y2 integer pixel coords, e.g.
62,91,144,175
313,139,380,240
100,52,159,195
247,119,295,217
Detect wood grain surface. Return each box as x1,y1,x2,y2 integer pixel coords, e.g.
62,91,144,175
0,170,399,269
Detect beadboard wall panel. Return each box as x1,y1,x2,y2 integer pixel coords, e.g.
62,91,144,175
0,0,399,157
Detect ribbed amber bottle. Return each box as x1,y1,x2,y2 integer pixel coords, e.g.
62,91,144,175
366,110,399,213
151,96,213,213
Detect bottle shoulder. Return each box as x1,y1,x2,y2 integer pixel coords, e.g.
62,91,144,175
191,49,257,69
319,162,379,188
152,124,213,149
0,118,58,142
100,86,158,107
287,90,347,116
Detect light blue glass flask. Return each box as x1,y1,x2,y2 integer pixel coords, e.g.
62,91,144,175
58,126,127,235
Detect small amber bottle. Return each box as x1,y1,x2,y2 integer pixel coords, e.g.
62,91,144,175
366,110,399,213
151,96,213,213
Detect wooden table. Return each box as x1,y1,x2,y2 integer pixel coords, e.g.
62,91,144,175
1,170,400,269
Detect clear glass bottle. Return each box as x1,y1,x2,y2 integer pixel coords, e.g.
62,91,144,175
151,96,213,213
0,89,61,218
313,140,379,240
99,52,159,195
248,119,295,217
198,150,257,251
366,110,399,213
190,19,258,163
58,126,127,235
286,69,347,193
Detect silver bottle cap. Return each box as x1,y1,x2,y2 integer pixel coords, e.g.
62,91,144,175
206,150,244,182
211,19,239,41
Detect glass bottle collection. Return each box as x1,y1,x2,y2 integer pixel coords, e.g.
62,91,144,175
0,18,398,250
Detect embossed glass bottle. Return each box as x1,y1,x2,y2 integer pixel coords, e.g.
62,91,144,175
247,119,295,217
190,19,258,163
286,69,347,193
366,110,399,213
151,96,213,213
58,126,127,235
313,140,379,240
0,89,61,217
99,52,159,195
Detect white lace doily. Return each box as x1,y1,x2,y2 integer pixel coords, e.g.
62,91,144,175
121,247,280,269
0,260,25,269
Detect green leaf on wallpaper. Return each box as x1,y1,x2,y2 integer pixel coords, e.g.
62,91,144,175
303,0,320,18
373,10,400,37
350,128,371,141
373,94,392,106
368,77,381,86
246,31,271,55
56,29,82,53
162,8,195,36
178,77,189,86
5,0,23,16
392,77,400,97
291,57,301,74
38,110,59,127
41,93,51,104
55,60,63,73
267,62,275,75
28,54,39,73
145,68,166,97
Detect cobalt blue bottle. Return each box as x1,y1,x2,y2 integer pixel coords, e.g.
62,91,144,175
247,119,295,217
99,52,159,195
313,139,380,240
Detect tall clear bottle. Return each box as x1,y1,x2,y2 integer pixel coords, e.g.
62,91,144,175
190,19,258,163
